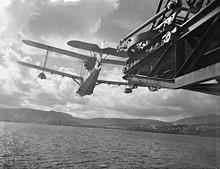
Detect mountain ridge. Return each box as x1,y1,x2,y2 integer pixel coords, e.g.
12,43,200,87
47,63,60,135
173,114,220,126
0,107,219,137
0,108,81,126
0,107,219,126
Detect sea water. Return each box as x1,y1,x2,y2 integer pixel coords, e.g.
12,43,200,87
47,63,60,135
0,122,219,169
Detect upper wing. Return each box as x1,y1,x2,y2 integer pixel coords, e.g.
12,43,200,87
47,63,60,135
17,61,83,82
23,40,88,60
97,79,128,86
67,40,101,53
23,40,126,66
67,40,128,58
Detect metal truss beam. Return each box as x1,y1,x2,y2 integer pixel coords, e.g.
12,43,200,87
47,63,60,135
184,84,220,96
175,62,220,88
124,44,168,74
148,44,174,77
197,46,220,69
127,62,220,90
186,36,197,49
216,77,220,84
175,37,185,74
179,0,220,35
175,14,220,77
127,75,175,89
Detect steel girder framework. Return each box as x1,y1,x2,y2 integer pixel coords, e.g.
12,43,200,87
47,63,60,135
120,0,220,96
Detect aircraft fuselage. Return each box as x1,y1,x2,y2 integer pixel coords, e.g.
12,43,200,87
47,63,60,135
76,68,100,97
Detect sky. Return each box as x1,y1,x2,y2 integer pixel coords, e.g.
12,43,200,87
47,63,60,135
0,0,219,122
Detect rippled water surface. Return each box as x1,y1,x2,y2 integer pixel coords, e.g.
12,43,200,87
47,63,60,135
0,122,219,169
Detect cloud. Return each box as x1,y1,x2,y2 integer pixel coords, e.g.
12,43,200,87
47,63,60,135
0,0,219,122
96,0,158,42
3,0,119,42
0,91,23,108
0,47,23,92
73,84,220,121
0,2,10,33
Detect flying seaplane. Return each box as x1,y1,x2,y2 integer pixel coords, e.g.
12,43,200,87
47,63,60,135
18,39,140,96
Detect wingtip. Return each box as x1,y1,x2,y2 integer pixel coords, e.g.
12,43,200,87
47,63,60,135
17,61,25,66
66,40,71,46
22,39,28,44
67,40,78,46
22,39,34,46
67,40,73,47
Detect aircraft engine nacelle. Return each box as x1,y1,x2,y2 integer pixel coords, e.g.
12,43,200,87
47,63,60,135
148,86,159,92
124,87,132,94
84,57,97,71
38,72,46,79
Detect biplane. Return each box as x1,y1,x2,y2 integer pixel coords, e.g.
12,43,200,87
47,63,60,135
19,0,220,97
18,39,140,96
117,0,220,96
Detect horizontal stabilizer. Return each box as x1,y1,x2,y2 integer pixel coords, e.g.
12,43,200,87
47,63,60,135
17,61,83,82
68,40,128,58
67,40,101,53
103,47,128,58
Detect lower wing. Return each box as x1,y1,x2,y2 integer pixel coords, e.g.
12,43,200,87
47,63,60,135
17,61,83,84
97,79,128,86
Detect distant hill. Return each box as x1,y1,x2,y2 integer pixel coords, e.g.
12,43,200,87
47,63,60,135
1,107,219,127
81,118,170,129
0,108,81,126
0,108,219,137
0,107,170,128
173,114,220,126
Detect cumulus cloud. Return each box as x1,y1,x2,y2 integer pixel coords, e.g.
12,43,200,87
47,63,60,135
0,1,10,33
0,0,219,122
81,86,220,121
0,47,22,92
3,0,119,42
96,0,158,42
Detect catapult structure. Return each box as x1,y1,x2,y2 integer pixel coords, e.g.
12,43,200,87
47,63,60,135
118,0,220,96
